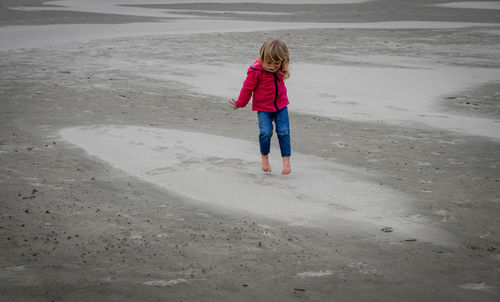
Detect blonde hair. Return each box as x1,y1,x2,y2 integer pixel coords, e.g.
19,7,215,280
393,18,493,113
259,38,290,79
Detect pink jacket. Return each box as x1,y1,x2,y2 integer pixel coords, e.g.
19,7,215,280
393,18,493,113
236,59,289,112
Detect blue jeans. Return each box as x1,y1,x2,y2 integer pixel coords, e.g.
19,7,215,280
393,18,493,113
258,107,291,157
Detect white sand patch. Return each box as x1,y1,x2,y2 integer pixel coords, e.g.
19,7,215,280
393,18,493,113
9,3,199,19
459,282,495,290
297,270,334,278
37,0,375,18
437,2,500,10
5,0,375,22
164,9,293,16
60,125,455,245
144,61,500,140
1,20,497,51
143,279,187,287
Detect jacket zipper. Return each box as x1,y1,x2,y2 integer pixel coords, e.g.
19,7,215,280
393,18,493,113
273,73,279,111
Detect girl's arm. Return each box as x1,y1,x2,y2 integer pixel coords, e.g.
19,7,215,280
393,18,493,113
229,99,239,110
234,69,259,108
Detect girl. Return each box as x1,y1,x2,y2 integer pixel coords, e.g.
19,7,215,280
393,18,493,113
230,38,292,175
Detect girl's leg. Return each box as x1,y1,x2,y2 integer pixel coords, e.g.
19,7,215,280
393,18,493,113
261,154,271,173
275,107,291,174
258,111,274,172
281,156,291,175
275,107,291,157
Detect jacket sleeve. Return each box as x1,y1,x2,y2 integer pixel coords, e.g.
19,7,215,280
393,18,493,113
236,68,259,108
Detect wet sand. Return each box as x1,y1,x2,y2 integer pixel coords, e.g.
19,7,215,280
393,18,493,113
1,1,500,301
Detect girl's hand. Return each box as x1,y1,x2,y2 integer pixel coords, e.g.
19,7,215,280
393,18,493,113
229,99,239,110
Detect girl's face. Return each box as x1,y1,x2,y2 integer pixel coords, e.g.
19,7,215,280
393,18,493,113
263,60,282,73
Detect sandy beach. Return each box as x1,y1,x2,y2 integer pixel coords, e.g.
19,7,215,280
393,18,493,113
1,0,500,301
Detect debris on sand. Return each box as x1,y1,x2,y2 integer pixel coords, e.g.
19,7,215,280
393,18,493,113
380,227,393,233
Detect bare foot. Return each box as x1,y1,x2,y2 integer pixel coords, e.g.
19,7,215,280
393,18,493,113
281,156,291,175
261,154,272,173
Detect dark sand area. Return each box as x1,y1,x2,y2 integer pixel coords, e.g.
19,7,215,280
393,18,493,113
128,0,500,23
